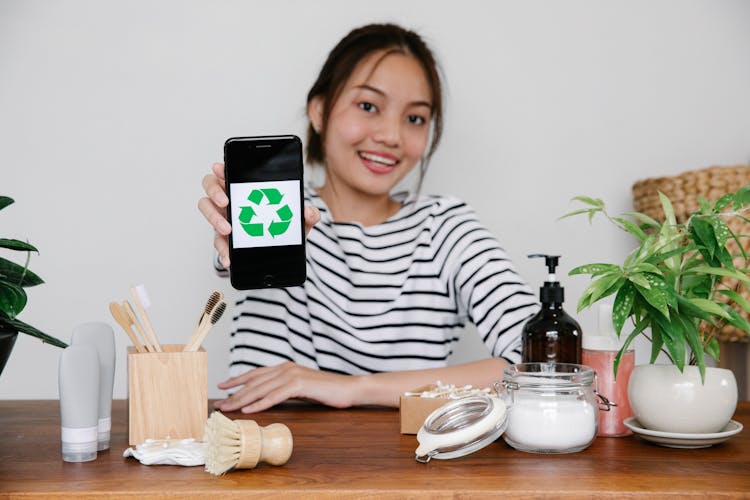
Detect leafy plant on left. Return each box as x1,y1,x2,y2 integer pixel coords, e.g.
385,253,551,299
0,196,67,348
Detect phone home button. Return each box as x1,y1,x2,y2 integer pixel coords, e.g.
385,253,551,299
263,274,274,287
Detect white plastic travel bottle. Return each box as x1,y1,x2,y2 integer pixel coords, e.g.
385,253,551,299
59,344,100,462
71,322,115,450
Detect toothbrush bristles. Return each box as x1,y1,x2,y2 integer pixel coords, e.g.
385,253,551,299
205,291,221,316
211,302,227,325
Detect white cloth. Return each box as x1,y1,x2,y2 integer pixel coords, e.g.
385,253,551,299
123,438,206,466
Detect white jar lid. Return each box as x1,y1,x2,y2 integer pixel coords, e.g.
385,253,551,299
415,395,508,463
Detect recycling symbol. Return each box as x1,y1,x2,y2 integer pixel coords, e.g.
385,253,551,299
238,188,293,238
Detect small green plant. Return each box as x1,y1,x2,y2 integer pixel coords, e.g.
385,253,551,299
0,196,67,348
563,187,750,380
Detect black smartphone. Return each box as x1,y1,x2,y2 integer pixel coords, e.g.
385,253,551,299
224,135,306,290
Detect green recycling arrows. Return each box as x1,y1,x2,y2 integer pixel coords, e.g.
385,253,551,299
238,188,293,238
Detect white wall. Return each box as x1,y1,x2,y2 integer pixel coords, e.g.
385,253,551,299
2,0,749,400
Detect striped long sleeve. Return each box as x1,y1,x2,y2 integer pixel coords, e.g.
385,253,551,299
228,186,539,377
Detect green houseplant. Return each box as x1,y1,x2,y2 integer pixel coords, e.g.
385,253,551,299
563,187,749,433
1,196,67,375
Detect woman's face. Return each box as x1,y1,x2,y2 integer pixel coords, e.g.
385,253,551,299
311,51,432,200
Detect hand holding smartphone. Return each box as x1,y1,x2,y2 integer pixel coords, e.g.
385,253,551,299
224,135,306,289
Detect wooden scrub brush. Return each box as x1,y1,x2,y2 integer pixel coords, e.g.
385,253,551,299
204,411,293,476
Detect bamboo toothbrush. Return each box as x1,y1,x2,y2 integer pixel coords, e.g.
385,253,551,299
122,300,154,352
197,291,223,326
130,285,162,352
109,302,146,353
204,411,293,476
183,291,223,350
184,301,226,352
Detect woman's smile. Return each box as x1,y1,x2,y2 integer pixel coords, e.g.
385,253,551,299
359,150,399,174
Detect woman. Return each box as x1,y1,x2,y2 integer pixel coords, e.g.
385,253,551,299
199,23,538,413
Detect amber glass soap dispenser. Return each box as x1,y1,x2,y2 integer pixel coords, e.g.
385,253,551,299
522,254,582,363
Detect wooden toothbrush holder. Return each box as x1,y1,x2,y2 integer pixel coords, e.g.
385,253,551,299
127,345,207,445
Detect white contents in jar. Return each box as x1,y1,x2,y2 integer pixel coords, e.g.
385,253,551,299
504,394,597,451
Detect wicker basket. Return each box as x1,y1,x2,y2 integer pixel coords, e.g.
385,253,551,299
632,165,750,343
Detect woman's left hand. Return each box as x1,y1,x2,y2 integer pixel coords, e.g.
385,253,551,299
214,362,359,413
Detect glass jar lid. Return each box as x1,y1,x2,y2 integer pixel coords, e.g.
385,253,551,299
415,395,508,463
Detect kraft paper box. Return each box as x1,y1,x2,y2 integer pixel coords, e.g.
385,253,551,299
127,345,207,445
399,385,451,435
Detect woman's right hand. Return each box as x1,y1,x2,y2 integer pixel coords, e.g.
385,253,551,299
198,162,320,269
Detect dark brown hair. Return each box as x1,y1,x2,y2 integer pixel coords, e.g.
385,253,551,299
305,23,444,188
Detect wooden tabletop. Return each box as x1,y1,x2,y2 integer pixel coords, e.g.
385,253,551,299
0,400,748,499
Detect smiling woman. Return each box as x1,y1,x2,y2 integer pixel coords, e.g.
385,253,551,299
197,23,540,414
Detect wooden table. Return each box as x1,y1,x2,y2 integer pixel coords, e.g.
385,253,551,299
1,400,748,498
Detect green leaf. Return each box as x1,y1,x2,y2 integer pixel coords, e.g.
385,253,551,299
690,217,717,260
0,239,37,252
688,297,732,320
628,273,651,290
613,316,650,376
0,197,13,211
0,317,67,348
0,281,27,318
649,321,665,364
729,231,748,261
677,315,705,381
581,273,623,306
623,211,661,229
0,257,43,287
706,216,731,248
629,262,662,275
569,263,620,276
690,265,750,284
706,336,720,361
571,195,605,208
732,185,750,209
658,191,677,226
613,217,647,242
612,281,635,335
724,308,750,335
713,193,734,212
716,289,750,315
644,247,689,267
635,280,671,319
675,295,718,326
715,246,735,270
559,208,597,221
698,195,712,214
653,314,686,370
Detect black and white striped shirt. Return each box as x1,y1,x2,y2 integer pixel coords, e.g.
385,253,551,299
228,186,539,377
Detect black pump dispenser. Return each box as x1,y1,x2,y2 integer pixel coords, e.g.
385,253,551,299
530,254,565,305
521,254,582,364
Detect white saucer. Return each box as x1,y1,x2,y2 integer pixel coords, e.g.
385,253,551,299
623,417,743,449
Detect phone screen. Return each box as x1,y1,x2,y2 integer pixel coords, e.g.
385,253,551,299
224,135,306,289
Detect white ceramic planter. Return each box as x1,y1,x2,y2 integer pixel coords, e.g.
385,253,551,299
628,365,738,433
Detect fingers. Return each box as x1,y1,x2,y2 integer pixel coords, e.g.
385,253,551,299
304,205,321,238
212,162,226,181
215,363,300,413
202,169,229,208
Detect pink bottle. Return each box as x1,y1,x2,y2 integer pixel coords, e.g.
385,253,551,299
582,304,634,437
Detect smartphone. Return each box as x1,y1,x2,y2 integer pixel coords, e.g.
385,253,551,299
224,135,306,289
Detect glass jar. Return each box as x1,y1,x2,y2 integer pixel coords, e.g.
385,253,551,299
495,363,612,454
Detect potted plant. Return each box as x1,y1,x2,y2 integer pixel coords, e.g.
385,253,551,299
563,187,749,433
1,196,67,376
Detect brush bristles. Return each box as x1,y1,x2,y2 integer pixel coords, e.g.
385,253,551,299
210,302,227,325
205,411,242,476
204,291,221,316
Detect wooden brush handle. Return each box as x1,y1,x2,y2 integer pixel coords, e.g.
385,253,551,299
109,302,146,353
236,420,293,469
130,288,163,352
